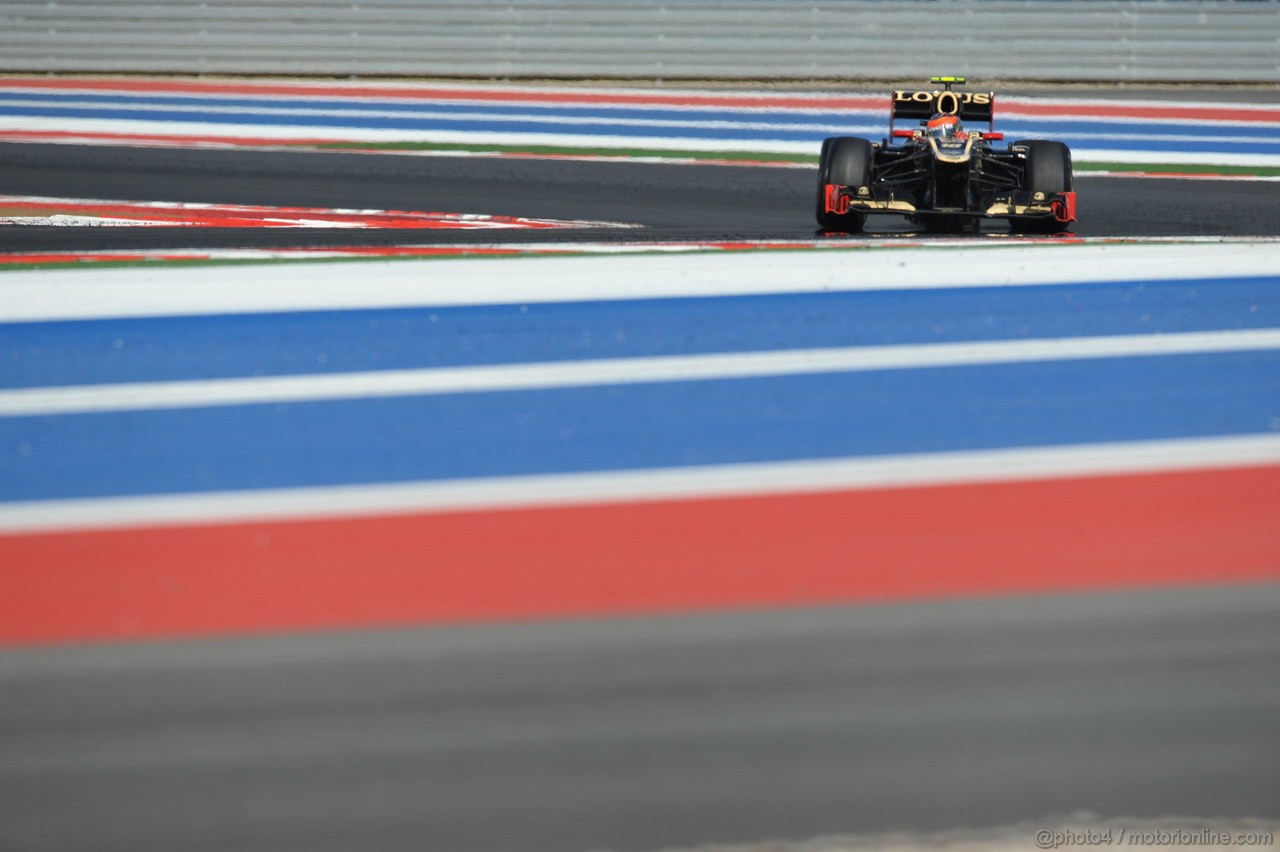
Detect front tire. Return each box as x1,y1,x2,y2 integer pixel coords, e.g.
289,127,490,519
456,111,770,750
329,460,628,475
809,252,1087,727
816,137,872,232
1011,140,1073,234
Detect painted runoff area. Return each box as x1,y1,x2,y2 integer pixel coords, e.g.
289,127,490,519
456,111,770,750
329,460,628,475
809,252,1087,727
1,77,1278,172
1,241,1278,645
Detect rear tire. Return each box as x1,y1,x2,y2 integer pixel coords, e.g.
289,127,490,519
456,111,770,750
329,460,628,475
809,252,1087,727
816,137,872,232
1011,140,1073,234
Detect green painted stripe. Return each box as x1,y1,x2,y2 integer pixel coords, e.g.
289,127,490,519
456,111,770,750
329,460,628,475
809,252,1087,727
1075,161,1280,177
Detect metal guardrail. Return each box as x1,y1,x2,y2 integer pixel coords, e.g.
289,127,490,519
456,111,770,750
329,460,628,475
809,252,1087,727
1,1,1277,82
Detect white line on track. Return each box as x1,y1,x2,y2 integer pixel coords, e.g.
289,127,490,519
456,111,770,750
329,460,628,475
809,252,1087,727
2,241,1277,323
3,434,1278,535
3,329,1278,418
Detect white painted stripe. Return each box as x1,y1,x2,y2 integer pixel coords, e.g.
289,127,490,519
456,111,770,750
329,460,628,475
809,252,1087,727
3,329,1279,418
2,434,1278,535
1084,172,1280,183
0,194,640,228
2,236,1277,270
0,215,159,227
1,241,1277,323
1068,147,1280,167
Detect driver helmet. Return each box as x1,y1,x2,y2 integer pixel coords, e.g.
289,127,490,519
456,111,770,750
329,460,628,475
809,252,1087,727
925,113,964,139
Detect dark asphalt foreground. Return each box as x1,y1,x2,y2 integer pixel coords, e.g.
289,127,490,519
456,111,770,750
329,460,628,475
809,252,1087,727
2,142,1278,252
1,586,1277,852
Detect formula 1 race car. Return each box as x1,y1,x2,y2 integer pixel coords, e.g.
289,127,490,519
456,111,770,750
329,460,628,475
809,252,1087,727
817,76,1076,234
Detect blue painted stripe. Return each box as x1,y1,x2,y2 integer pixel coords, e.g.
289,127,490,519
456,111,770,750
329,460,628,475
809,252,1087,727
0,103,880,140
2,350,1277,502
4,276,1277,389
4,104,1280,154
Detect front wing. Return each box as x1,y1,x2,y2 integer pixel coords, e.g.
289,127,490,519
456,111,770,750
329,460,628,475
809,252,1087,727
823,183,1078,227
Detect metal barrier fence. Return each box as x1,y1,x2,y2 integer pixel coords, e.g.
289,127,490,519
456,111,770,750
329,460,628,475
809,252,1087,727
1,1,1277,82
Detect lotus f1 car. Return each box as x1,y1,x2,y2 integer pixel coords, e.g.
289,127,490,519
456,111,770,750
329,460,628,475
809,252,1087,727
817,77,1076,234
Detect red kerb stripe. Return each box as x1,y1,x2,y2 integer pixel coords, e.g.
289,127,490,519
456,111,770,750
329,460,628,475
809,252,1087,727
2,464,1277,646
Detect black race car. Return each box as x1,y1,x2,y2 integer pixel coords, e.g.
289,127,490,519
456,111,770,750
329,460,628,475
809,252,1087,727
816,76,1075,234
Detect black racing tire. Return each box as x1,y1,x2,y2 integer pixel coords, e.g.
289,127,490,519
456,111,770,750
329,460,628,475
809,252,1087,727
816,136,872,232
1019,140,1073,194
1011,140,1074,234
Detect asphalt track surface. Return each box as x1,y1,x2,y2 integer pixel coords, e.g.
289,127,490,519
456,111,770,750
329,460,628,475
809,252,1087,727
3,588,1278,852
1,141,1278,249
1,143,1278,852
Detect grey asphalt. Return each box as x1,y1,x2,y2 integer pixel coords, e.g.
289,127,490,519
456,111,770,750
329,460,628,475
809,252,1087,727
1,142,1277,253
2,586,1278,852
